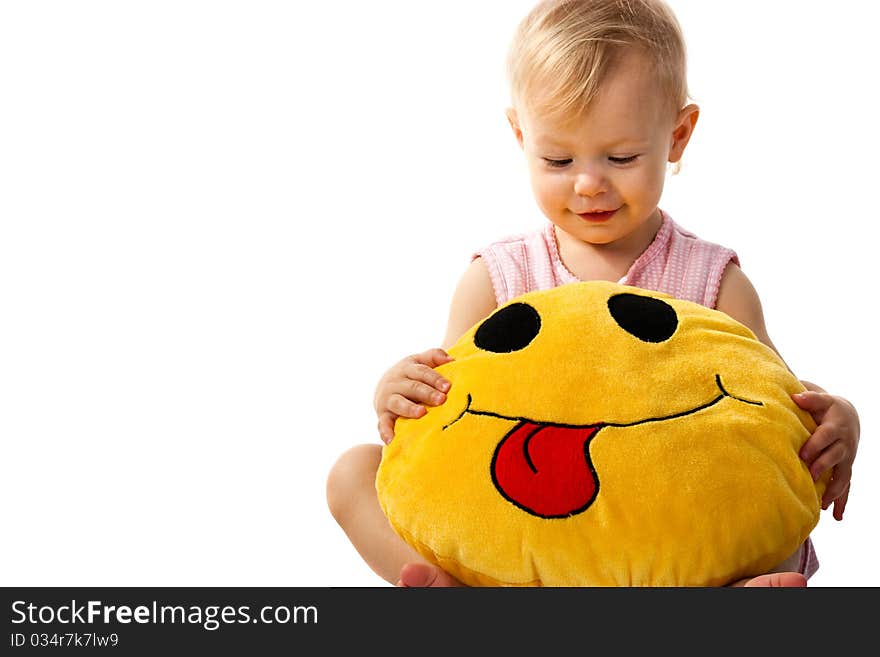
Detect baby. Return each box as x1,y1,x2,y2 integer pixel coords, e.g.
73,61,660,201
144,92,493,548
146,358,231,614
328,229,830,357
327,0,860,587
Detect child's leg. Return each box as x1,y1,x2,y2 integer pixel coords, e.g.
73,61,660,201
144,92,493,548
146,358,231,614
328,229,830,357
326,444,439,585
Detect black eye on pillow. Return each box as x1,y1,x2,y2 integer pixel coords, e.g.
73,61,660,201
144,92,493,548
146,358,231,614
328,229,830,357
607,293,678,343
474,302,542,353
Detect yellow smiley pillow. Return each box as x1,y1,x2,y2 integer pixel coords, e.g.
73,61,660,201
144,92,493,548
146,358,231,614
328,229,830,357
376,281,826,586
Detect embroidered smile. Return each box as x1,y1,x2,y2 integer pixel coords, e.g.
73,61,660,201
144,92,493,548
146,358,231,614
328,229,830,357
441,374,763,519
443,374,761,431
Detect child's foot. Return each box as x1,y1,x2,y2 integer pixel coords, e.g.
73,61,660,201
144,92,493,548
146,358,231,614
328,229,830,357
745,572,807,587
397,562,464,587
732,572,807,587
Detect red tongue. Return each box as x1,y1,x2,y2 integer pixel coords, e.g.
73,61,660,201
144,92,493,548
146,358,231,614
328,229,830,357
491,421,602,518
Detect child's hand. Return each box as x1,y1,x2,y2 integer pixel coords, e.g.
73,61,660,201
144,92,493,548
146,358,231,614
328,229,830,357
793,390,860,520
374,348,454,444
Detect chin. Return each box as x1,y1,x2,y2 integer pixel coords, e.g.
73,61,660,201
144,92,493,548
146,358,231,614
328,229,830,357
581,235,619,246
572,223,623,244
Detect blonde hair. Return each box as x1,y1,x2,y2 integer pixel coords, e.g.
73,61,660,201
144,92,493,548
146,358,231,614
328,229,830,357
508,0,690,123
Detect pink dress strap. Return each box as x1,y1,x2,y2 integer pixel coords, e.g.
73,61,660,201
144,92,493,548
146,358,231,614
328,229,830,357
621,211,739,308
474,210,739,309
473,225,577,306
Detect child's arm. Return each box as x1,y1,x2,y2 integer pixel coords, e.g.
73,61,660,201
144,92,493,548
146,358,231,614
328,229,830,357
715,263,860,521
374,258,497,443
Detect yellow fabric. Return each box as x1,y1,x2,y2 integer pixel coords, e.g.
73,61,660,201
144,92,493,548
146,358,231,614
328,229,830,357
376,281,826,586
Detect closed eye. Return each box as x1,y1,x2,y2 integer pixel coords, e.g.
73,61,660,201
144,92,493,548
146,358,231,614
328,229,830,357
543,158,573,168
609,155,640,165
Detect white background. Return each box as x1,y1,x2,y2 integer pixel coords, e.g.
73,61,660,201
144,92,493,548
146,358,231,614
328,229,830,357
1,1,876,587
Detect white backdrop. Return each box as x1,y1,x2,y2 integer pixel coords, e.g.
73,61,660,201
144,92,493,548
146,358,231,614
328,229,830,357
1,1,876,587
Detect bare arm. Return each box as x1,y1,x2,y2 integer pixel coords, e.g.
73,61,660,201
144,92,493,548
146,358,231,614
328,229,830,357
440,257,499,349
715,263,787,365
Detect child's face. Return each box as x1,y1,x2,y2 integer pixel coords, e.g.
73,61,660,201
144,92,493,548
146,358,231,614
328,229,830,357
508,50,697,247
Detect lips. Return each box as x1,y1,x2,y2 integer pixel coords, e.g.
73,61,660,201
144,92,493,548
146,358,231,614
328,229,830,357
578,209,617,222
491,421,603,518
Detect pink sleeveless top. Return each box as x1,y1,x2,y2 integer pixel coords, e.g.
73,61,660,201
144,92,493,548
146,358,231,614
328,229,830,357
473,209,820,579
474,210,738,310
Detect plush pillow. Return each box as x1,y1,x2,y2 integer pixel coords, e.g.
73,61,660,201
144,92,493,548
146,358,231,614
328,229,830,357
376,281,827,586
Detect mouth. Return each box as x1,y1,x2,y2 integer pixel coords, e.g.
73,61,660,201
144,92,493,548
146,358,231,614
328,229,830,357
443,374,762,519
577,209,618,223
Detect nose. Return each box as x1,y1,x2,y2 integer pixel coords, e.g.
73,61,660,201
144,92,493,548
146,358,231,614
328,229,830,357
573,169,606,197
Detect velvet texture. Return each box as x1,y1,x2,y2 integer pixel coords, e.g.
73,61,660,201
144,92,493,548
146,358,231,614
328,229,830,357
376,281,826,586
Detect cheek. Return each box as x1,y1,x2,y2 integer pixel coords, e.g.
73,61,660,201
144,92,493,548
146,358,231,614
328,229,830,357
619,165,665,203
529,170,568,208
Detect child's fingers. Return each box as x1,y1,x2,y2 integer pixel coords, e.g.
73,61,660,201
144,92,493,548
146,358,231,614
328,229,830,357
821,476,846,508
389,378,447,408
809,442,847,482
821,464,851,505
404,362,451,394
791,391,834,423
411,348,455,369
386,393,428,419
377,412,396,444
831,483,850,521
798,424,837,465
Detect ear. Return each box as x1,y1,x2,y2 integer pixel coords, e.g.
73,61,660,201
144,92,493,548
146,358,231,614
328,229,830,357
668,103,699,163
506,107,524,149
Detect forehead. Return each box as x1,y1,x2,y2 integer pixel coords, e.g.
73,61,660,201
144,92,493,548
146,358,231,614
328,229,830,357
524,52,670,146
